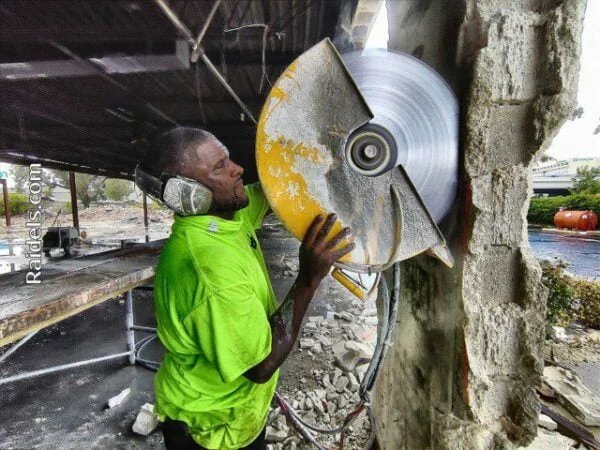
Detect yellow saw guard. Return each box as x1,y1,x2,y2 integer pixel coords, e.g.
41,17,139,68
257,39,453,290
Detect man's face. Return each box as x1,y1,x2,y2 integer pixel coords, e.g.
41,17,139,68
183,138,249,212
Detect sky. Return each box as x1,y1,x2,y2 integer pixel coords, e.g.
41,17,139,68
365,0,600,161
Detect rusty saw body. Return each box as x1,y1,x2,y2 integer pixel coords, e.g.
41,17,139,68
256,39,458,282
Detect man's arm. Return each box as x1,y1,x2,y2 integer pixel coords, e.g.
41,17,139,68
244,213,354,383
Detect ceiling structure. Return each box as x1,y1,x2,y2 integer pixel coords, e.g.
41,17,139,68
0,0,365,180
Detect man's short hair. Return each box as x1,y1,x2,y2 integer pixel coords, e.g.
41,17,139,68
142,127,214,177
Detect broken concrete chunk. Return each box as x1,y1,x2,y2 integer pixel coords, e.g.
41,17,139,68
107,388,131,408
304,322,318,331
543,366,600,427
303,410,317,423
266,426,287,442
345,341,374,359
312,342,323,354
362,308,377,317
317,335,332,348
537,413,557,431
307,316,324,323
348,373,360,392
520,429,576,450
299,338,314,349
336,312,355,322
335,376,349,393
132,403,159,436
355,363,370,381
333,341,361,372
546,325,574,344
304,397,314,410
363,317,378,326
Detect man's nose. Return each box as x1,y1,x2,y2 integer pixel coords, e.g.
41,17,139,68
231,161,244,177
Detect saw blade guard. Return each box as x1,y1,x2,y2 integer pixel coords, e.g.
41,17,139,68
256,39,456,275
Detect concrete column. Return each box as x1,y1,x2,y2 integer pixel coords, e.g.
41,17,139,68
374,1,586,448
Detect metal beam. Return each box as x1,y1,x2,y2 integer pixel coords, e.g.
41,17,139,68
191,0,223,63
0,151,133,179
69,172,79,229
49,42,179,126
151,0,258,124
1,178,10,227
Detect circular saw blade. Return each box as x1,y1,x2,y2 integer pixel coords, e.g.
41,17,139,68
257,40,456,270
342,49,459,222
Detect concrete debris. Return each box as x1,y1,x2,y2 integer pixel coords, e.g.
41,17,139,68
312,342,323,353
362,308,377,317
520,429,576,450
307,316,324,323
543,366,600,426
304,322,318,331
537,413,557,431
299,338,315,349
546,325,574,344
335,376,350,393
363,317,378,326
317,335,333,349
266,426,287,442
348,373,360,392
355,363,370,381
345,340,374,359
131,403,159,436
336,312,355,322
107,388,130,408
332,341,361,372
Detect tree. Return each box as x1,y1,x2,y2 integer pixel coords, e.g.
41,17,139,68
570,165,600,195
9,164,56,196
105,178,133,201
50,170,106,208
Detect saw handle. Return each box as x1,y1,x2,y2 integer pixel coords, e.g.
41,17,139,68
332,268,379,300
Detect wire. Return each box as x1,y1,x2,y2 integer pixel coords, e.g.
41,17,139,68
223,24,272,93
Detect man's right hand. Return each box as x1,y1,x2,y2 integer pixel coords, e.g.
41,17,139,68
298,213,355,288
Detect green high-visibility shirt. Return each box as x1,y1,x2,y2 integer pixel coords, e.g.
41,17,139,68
153,183,279,450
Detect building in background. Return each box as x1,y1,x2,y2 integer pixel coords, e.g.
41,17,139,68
532,157,600,196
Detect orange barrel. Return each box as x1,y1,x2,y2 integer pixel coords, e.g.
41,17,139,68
553,210,598,231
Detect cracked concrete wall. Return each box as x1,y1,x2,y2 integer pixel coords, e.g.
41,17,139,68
373,1,586,448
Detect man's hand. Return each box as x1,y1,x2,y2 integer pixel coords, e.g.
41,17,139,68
244,213,354,384
298,213,355,288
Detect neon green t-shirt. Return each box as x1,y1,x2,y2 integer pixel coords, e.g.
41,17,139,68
153,183,279,449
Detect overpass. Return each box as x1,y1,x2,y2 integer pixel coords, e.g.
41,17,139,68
532,175,573,195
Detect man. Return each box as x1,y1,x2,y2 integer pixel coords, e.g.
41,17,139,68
143,127,354,449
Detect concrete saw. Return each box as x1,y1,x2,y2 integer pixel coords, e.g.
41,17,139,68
256,38,457,283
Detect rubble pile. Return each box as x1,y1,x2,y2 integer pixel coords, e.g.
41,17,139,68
265,301,380,450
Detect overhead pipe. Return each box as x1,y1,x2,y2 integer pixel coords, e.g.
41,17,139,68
152,0,258,125
191,0,222,63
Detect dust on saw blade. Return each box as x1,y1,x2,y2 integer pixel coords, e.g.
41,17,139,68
256,39,456,270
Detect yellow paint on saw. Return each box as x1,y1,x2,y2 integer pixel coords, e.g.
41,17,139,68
256,108,347,261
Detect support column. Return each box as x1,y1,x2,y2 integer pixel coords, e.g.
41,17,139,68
1,178,10,227
125,290,135,365
143,192,149,242
68,172,79,230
